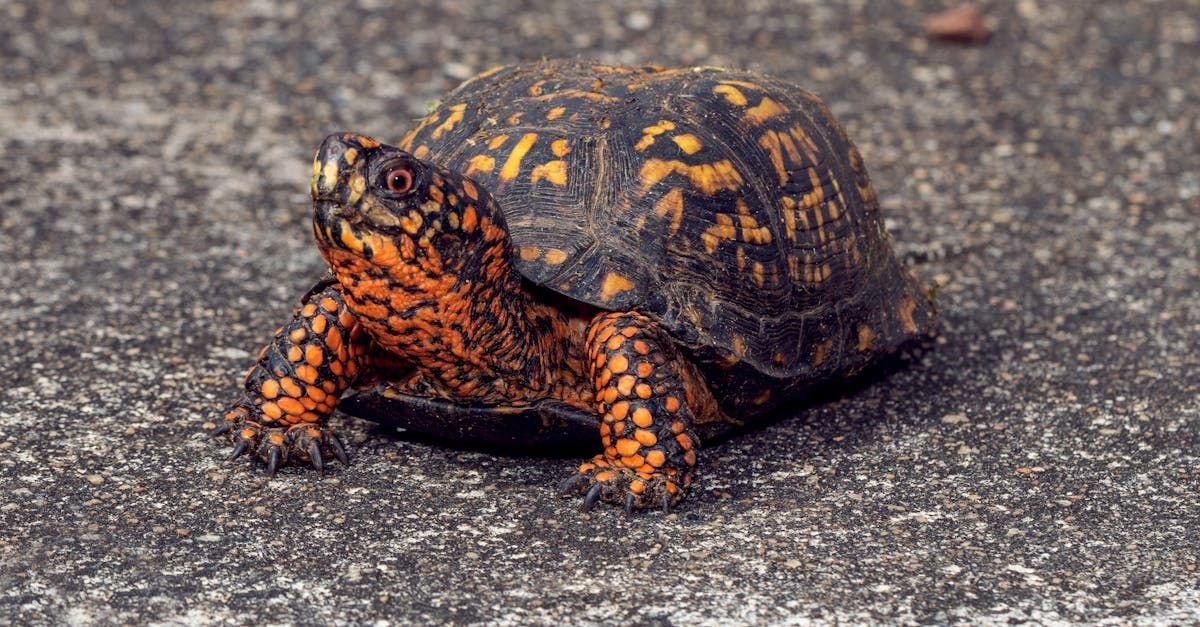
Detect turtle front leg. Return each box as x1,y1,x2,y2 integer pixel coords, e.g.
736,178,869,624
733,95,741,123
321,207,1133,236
213,281,370,474
563,311,701,513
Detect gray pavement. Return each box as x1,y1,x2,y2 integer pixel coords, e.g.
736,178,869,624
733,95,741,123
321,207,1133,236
1,1,1197,624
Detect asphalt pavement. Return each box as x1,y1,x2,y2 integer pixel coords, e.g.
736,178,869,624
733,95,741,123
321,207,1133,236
0,1,1197,624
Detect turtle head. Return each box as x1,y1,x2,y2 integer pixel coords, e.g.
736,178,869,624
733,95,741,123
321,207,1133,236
309,132,514,291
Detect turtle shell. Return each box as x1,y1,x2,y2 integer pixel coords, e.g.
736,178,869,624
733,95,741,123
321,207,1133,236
393,60,933,416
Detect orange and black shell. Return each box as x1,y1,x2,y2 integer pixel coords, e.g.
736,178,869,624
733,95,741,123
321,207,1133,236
397,60,934,416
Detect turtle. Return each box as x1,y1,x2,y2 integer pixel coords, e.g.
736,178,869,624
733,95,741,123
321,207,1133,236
213,60,935,513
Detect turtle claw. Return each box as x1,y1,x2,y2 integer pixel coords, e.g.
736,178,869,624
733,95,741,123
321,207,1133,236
309,442,324,473
328,434,349,466
625,493,635,517
227,439,250,461
559,473,586,495
582,484,602,512
210,422,233,437
266,446,282,477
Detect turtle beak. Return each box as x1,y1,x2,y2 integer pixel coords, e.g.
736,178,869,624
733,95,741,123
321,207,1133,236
310,132,384,204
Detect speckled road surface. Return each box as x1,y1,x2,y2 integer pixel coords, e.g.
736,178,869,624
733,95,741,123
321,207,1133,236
1,1,1197,624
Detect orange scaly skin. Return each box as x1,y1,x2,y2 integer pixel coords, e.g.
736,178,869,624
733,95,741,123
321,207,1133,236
216,282,369,472
562,311,702,512
309,135,590,409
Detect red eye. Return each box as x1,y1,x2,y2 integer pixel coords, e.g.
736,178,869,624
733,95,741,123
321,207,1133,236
386,167,413,194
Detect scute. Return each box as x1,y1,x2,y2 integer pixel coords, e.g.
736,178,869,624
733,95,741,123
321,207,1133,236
398,60,933,396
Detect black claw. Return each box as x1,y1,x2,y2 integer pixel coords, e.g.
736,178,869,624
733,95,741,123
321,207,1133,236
662,492,671,514
266,447,282,477
625,493,635,517
227,440,249,461
328,434,349,466
309,442,324,473
582,483,602,512
210,422,232,437
559,473,585,495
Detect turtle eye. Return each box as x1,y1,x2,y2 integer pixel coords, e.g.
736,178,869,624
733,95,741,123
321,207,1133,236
384,167,414,194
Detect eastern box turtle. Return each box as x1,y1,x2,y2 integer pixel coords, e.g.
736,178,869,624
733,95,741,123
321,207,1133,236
214,60,935,513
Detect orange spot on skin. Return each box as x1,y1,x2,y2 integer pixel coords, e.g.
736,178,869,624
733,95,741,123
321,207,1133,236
622,454,645,468
311,315,327,334
639,159,743,197
289,328,306,343
665,396,681,412
319,298,338,313
326,328,342,353
603,387,619,404
277,397,304,416
675,433,694,451
307,386,327,403
671,420,685,434
301,303,317,317
279,377,302,398
616,438,641,456
461,178,478,200
500,133,538,182
636,362,653,377
261,402,282,420
753,389,771,405
629,479,646,494
599,273,636,301
305,345,325,367
684,450,697,466
616,375,636,396
286,346,303,362
260,380,280,399
632,407,653,428
645,450,666,467
611,401,630,420
606,334,625,351
635,429,657,447
636,383,652,399
461,205,478,231
530,160,567,186
608,354,629,374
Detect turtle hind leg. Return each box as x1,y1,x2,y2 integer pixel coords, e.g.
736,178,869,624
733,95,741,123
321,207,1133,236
213,282,367,474
562,311,701,513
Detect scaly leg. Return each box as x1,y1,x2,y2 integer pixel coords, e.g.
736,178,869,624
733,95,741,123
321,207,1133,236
213,280,370,474
562,311,701,513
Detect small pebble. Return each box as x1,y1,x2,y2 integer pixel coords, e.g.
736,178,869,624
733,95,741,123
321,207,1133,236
926,3,991,43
